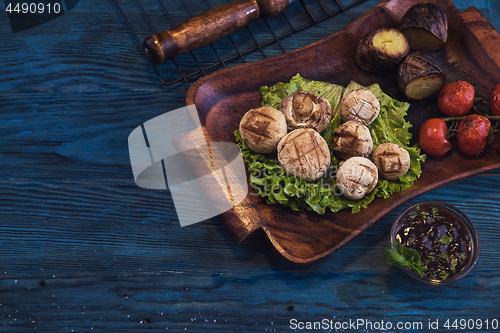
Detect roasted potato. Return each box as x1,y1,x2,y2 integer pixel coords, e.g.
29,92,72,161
398,52,446,100
400,3,448,52
355,28,410,73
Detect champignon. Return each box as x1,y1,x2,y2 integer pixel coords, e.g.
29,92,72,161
336,157,378,200
239,106,287,154
372,143,411,180
339,89,380,125
332,120,373,160
277,128,331,181
279,90,332,133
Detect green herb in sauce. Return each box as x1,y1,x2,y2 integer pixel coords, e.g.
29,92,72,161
388,203,472,281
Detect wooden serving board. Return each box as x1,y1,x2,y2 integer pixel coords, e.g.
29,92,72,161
186,0,500,263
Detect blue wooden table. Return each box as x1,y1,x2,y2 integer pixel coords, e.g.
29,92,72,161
1,0,499,332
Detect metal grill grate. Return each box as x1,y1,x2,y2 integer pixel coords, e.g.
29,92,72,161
112,0,369,87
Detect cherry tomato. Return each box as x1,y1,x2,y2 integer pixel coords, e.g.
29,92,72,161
490,83,500,116
456,114,491,155
438,81,475,116
419,118,452,157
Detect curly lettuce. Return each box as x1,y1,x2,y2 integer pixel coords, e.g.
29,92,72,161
235,73,426,214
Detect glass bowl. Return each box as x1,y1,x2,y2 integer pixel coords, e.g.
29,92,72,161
390,201,480,286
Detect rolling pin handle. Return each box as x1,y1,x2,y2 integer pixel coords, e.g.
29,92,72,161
143,33,179,65
142,0,289,64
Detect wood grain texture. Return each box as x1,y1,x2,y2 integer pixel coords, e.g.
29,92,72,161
0,0,499,331
186,0,500,263
142,0,291,64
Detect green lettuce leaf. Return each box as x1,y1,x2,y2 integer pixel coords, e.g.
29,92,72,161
236,73,426,214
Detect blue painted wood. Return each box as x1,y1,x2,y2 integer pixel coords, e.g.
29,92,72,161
0,0,499,331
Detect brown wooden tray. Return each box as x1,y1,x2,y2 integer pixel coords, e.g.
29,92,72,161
186,0,500,263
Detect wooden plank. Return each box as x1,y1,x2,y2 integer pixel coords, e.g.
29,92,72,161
0,0,499,331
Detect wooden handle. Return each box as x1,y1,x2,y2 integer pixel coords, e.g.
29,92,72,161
142,0,289,64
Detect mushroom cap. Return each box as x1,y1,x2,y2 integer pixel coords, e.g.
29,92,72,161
336,156,378,200
277,128,331,181
332,120,373,160
372,142,411,180
339,89,380,125
279,90,332,133
239,106,287,154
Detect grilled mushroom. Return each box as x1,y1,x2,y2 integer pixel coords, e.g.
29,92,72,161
239,106,287,154
372,143,411,180
279,90,332,133
332,120,373,160
336,157,378,200
277,128,331,181
339,89,380,125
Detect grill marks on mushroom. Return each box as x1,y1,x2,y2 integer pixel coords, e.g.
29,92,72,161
336,157,378,200
238,85,416,203
280,90,332,133
239,106,287,154
340,89,380,125
277,128,331,181
332,120,373,160
372,143,411,180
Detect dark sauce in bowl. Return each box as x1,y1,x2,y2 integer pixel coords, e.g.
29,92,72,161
391,201,480,285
